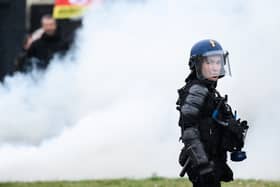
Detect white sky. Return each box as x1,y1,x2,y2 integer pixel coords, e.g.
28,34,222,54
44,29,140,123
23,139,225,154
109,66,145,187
0,0,279,181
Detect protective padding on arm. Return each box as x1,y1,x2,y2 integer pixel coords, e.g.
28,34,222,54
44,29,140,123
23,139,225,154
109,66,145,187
182,127,209,167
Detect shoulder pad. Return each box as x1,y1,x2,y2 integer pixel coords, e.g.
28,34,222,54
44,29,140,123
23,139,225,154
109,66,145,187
189,84,209,97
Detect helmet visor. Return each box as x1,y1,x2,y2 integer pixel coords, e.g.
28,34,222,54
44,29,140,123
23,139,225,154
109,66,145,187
195,50,231,80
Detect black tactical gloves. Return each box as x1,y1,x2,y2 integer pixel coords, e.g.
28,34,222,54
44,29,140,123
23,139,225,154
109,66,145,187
227,119,248,139
196,161,216,185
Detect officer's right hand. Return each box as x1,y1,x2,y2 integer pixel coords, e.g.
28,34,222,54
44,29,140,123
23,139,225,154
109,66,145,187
196,161,216,184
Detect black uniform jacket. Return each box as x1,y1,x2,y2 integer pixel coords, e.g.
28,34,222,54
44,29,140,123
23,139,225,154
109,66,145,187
177,77,233,182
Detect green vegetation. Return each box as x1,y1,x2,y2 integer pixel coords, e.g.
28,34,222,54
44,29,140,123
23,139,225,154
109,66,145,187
0,178,279,187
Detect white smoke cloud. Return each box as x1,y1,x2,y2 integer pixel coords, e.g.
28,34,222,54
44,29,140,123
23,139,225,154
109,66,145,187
0,0,279,181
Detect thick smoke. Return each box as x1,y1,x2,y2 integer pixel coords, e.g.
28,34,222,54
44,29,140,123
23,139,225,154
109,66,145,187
0,0,279,181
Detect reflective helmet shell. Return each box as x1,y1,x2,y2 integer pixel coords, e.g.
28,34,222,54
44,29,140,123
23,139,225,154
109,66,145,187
189,39,224,70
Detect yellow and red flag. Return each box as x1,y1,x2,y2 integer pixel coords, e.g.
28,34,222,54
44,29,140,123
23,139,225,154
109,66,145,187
53,0,93,19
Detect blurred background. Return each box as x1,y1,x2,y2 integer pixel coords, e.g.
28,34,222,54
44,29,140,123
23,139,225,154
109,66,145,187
0,0,279,182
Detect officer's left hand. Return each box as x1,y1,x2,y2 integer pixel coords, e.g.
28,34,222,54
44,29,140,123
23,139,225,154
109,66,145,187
227,119,246,138
240,120,249,129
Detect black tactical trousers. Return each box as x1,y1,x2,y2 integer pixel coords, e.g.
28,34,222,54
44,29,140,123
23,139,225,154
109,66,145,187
188,162,225,187
192,180,221,187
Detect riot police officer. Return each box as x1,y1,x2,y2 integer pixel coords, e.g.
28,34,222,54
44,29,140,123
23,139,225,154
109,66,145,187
176,39,248,187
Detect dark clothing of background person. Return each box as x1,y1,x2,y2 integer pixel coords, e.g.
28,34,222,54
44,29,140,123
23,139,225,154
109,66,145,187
15,48,28,72
14,34,32,72
26,30,70,70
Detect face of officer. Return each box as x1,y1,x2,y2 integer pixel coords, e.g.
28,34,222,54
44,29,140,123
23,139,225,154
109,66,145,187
201,55,222,81
41,16,57,36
